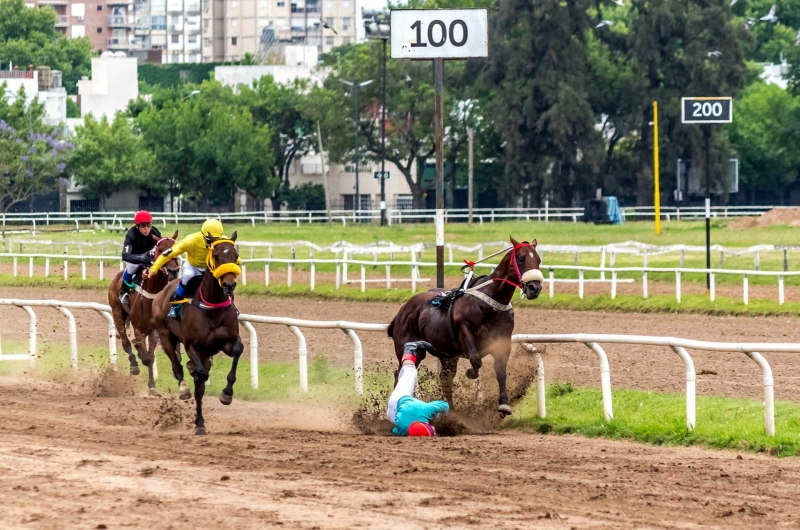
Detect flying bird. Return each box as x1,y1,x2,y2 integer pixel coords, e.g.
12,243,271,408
596,20,614,28
707,50,722,57
612,0,624,6
319,18,337,34
760,4,777,23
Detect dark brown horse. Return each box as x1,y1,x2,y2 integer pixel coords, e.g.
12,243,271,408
152,234,244,435
387,237,543,415
108,232,180,394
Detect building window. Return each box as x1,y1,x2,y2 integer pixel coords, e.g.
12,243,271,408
204,18,209,28
171,34,179,43
325,35,333,46
341,0,349,6
343,195,372,211
97,27,102,32
188,34,197,43
277,1,284,6
231,18,238,26
171,53,180,63
204,37,211,46
96,5,102,10
324,16,332,27
342,17,350,30
151,15,166,30
342,36,350,44
231,36,237,45
171,15,179,23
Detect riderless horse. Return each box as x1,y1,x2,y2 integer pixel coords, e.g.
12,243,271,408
108,232,180,394
387,237,543,415
152,234,244,435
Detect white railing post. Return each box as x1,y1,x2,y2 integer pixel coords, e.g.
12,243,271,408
310,261,315,291
287,262,292,287
385,265,391,290
585,342,613,421
578,269,584,299
264,261,270,287
335,259,340,290
600,247,606,281
548,268,554,299
779,275,785,305
675,271,681,303
288,325,308,392
344,328,363,395
99,260,104,281
97,310,117,368
743,274,749,305
411,252,417,294
240,320,258,389
81,259,86,280
58,307,78,370
241,264,247,286
45,257,50,277
709,272,715,302
23,305,36,365
64,258,68,281
521,343,546,418
12,256,17,277
342,250,348,284
670,346,696,431
642,271,648,299
611,271,617,300
744,351,775,436
360,264,366,293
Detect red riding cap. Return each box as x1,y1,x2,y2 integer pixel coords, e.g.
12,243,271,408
134,210,153,225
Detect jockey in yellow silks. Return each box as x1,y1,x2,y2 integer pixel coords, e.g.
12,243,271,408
148,218,239,318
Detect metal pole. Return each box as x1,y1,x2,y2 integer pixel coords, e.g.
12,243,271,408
653,101,660,235
380,38,388,226
434,58,445,288
354,83,360,216
316,120,332,226
704,124,711,289
468,127,474,225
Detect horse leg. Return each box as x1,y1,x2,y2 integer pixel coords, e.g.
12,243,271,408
493,341,513,416
187,346,210,435
220,340,244,405
144,331,159,396
439,357,458,407
114,311,138,376
459,327,483,380
159,329,190,400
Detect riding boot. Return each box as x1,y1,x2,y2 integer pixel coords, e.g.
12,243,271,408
168,284,187,319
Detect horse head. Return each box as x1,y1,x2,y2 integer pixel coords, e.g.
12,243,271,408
509,236,543,300
156,230,181,281
208,231,240,297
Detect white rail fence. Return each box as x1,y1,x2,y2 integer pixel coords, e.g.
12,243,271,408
1,297,796,436
0,205,775,231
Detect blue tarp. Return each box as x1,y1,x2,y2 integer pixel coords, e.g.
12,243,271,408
606,196,623,225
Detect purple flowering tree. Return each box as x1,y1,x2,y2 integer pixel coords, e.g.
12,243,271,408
0,117,72,213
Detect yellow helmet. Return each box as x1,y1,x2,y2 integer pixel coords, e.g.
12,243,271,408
201,219,224,240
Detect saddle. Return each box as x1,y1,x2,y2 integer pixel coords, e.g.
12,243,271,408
426,275,489,349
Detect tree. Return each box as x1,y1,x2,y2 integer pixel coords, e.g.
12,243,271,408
68,114,155,209
0,87,70,213
728,82,800,201
0,0,93,94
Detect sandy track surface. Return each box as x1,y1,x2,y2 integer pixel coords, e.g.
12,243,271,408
3,286,800,402
1,375,799,529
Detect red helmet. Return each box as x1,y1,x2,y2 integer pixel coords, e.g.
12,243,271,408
134,210,153,225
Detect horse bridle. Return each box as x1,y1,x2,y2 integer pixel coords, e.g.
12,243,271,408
152,237,176,276
491,242,544,290
205,239,241,287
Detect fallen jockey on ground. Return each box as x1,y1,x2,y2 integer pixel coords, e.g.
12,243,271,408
145,218,239,319
119,210,162,305
387,341,450,437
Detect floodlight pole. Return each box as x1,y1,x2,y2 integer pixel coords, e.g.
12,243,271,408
704,124,711,289
380,38,388,226
434,58,445,288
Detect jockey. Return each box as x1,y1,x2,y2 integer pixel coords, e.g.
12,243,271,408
387,341,450,436
147,218,233,319
119,210,162,304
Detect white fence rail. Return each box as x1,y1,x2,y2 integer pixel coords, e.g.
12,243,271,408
0,205,775,230
1,297,796,436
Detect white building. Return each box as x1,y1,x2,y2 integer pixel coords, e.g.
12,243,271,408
77,53,139,119
761,60,789,90
0,67,67,127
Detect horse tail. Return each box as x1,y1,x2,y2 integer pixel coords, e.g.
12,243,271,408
387,316,395,338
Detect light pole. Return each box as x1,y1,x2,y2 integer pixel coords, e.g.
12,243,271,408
363,8,390,225
339,78,373,216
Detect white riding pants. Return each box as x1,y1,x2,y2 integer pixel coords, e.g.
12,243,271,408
124,261,141,275
180,261,206,285
387,365,417,424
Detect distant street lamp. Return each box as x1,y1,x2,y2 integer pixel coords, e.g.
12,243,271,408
339,78,373,215
363,8,390,225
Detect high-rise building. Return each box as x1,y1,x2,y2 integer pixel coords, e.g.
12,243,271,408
202,0,355,63
133,0,203,63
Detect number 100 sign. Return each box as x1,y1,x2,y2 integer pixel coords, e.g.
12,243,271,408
391,9,488,59
681,97,733,124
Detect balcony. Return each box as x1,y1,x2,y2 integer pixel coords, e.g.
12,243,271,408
107,15,131,26
54,15,69,27
186,2,200,12
185,24,201,33
169,23,183,31
108,37,138,49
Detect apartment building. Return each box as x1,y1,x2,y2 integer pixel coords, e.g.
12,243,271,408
202,0,355,63
28,0,137,53
133,0,203,63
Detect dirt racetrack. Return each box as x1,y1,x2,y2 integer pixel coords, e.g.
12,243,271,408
4,287,800,527
3,374,800,529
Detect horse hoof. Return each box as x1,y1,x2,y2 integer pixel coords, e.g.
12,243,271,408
130,365,140,376
219,392,233,406
148,388,161,397
465,368,479,380
195,426,207,436
498,404,513,416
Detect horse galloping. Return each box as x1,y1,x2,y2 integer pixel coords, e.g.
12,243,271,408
108,231,180,393
152,234,244,435
387,236,543,415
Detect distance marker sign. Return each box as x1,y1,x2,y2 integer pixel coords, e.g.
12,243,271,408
681,97,732,124
390,9,488,59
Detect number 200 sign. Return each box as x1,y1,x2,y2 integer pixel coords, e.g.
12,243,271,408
391,9,488,59
681,97,733,124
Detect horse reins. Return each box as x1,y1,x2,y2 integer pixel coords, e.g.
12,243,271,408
462,243,543,290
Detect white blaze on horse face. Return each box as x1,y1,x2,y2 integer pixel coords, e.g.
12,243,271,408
223,249,229,254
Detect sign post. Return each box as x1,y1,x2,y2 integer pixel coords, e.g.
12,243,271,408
653,101,660,235
681,96,733,289
391,8,488,287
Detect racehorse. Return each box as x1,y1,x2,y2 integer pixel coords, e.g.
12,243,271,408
387,237,543,415
152,234,244,435
108,232,180,394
